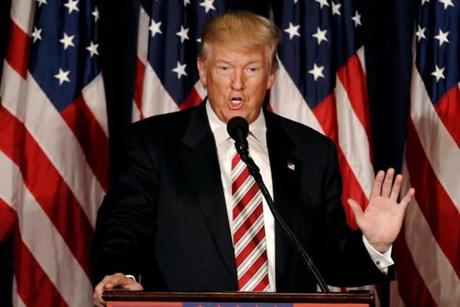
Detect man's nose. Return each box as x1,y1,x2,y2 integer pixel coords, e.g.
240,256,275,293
231,70,245,90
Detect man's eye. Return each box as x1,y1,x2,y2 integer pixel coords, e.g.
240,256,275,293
247,67,260,74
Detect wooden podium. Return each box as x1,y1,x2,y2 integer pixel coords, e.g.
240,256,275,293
103,291,375,307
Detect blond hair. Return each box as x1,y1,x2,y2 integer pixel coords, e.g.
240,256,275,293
198,11,280,70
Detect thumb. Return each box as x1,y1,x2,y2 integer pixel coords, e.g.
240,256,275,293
347,198,364,222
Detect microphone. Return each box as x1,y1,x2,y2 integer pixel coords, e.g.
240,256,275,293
226,116,330,293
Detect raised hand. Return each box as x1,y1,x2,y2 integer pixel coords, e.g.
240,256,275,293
348,168,415,253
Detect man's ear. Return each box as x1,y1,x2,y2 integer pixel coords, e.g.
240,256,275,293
197,58,207,87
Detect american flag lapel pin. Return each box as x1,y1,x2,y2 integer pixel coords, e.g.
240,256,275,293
287,161,296,171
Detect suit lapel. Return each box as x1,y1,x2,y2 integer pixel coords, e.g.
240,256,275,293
265,112,302,288
179,105,237,284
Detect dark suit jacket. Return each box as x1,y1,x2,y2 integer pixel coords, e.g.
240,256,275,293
93,103,386,292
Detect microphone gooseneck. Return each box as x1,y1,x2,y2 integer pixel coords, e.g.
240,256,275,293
226,116,330,293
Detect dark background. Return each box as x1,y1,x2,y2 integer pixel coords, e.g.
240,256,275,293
0,0,418,305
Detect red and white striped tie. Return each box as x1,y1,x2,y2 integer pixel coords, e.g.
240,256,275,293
231,150,270,291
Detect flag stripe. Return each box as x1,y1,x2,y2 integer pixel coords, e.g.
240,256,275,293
0,106,94,276
337,53,372,143
394,226,437,307
312,94,338,142
433,85,460,148
5,20,29,78
0,151,93,306
13,232,68,307
1,64,105,225
61,94,109,190
406,120,460,274
133,58,146,121
410,70,460,210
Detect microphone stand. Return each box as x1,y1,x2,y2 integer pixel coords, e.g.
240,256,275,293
235,142,330,293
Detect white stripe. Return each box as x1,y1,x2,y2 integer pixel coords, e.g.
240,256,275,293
357,47,366,74
232,177,256,207
233,193,262,232
0,152,93,307
234,216,264,255
141,63,180,118
0,64,104,226
270,59,324,134
81,74,109,136
237,238,266,276
194,80,207,100
10,0,34,35
12,278,26,307
137,6,150,65
240,258,268,291
410,69,460,211
336,77,374,196
402,162,460,307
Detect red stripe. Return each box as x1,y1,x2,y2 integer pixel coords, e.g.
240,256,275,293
337,54,373,147
394,226,437,307
406,120,460,275
233,202,263,243
134,58,146,120
337,146,369,229
252,274,270,292
235,227,265,264
232,165,250,193
179,87,203,110
0,198,17,242
13,227,68,307
232,182,260,220
0,106,94,277
0,201,69,307
313,94,369,229
237,253,268,289
312,93,338,143
5,20,29,79
61,95,109,191
434,85,460,148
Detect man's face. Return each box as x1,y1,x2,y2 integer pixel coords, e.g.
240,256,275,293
197,43,276,124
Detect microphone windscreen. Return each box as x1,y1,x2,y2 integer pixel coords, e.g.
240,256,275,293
226,116,249,141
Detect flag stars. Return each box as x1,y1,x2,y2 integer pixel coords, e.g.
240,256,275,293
86,41,99,57
31,27,43,43
64,0,79,14
200,0,216,13
415,25,426,42
312,27,328,45
176,25,190,43
431,65,445,82
422,0,430,4
308,63,325,81
92,7,100,22
352,11,362,27
36,0,47,7
60,33,75,50
331,2,341,15
284,22,300,39
172,62,187,79
149,19,162,38
54,68,71,85
183,0,191,6
315,0,329,9
434,29,449,46
438,0,454,9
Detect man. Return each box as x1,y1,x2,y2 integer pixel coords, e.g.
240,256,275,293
93,11,414,306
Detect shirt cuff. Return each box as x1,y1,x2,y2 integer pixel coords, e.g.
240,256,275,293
362,235,394,274
125,274,137,281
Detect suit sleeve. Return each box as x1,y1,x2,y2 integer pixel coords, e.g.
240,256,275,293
92,124,158,284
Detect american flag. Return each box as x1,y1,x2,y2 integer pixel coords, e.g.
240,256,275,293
391,1,460,306
0,0,108,306
133,0,226,120
269,0,379,300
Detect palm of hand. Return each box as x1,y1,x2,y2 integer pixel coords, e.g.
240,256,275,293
348,169,415,252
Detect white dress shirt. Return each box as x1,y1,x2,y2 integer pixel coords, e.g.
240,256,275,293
205,103,393,291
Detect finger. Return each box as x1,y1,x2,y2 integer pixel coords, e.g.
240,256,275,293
381,168,395,197
389,174,402,201
370,170,385,199
124,282,144,291
399,188,415,211
348,199,364,225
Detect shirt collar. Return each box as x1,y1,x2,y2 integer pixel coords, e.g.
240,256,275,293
206,101,267,146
